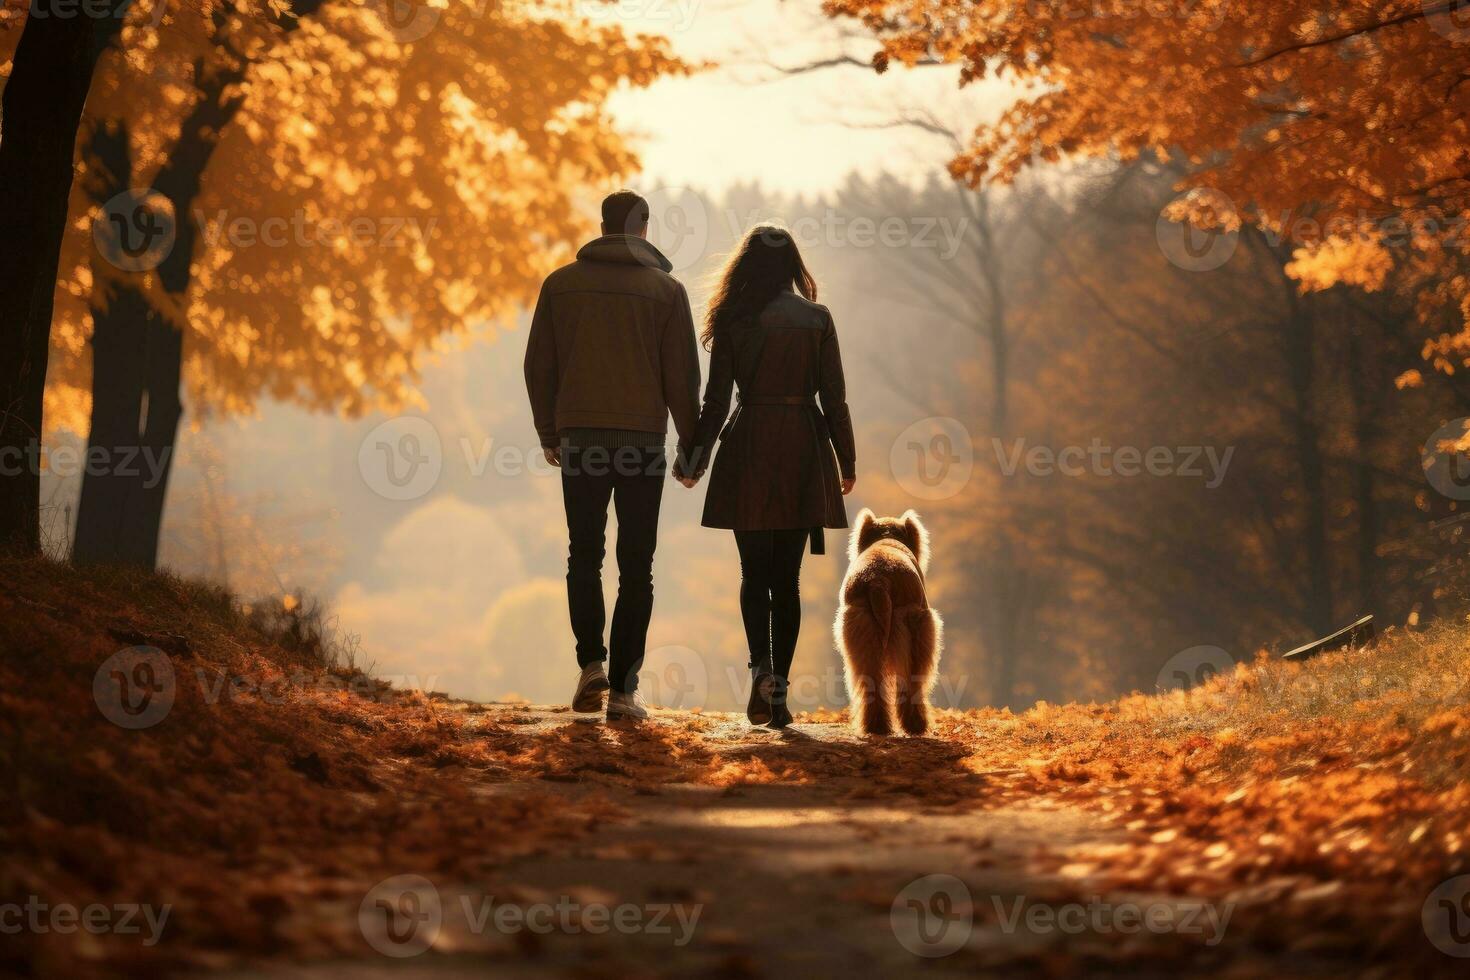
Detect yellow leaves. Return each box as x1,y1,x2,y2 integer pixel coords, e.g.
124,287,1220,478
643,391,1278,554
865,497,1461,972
1285,235,1393,294
1429,422,1470,459
47,0,685,426
1424,709,1470,738
829,0,1470,368
1160,186,1240,233
341,358,368,390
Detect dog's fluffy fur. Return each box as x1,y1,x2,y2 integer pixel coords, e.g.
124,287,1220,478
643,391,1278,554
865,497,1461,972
834,509,943,735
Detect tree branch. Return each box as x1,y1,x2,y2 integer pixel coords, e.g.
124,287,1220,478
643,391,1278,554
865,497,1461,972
766,52,946,75
1240,2,1456,66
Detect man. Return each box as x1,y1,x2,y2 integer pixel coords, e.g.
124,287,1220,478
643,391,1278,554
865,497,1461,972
524,190,701,721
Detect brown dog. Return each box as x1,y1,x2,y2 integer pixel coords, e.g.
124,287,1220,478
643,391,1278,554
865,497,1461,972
834,509,943,735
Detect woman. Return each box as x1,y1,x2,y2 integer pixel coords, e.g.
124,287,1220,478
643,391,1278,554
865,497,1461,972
678,226,857,728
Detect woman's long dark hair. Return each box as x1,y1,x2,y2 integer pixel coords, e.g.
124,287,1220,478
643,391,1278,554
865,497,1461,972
700,225,817,351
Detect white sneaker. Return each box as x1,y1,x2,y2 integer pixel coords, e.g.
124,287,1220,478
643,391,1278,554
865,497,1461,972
572,663,610,713
606,690,649,721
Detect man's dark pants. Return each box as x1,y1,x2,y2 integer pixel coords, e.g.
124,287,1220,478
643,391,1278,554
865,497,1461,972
560,445,665,694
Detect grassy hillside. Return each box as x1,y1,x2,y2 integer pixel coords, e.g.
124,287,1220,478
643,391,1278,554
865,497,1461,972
2,556,1467,975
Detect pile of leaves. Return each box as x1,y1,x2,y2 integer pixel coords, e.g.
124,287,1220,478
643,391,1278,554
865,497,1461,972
0,558,621,975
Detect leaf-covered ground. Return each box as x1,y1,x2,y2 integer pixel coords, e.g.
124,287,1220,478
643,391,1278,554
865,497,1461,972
2,557,1467,977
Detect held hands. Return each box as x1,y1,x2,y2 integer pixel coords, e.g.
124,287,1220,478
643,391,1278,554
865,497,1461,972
673,449,702,488
674,463,702,488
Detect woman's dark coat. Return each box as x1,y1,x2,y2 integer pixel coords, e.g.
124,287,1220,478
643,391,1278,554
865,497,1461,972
686,291,856,534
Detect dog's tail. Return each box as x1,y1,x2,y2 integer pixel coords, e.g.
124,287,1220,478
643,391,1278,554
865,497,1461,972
865,580,894,650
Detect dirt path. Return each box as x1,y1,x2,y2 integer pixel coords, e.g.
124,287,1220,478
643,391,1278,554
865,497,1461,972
210,705,1281,978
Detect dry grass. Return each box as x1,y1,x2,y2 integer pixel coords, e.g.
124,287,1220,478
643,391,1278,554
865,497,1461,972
930,624,1470,970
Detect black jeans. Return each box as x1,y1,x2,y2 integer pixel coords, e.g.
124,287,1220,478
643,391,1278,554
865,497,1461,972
561,446,666,694
734,528,808,681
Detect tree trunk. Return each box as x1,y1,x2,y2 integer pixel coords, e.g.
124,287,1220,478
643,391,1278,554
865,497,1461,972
72,288,148,564
70,0,327,567
72,288,182,567
1345,324,1380,618
74,123,143,564
129,313,183,568
974,189,1026,707
0,6,122,553
71,117,185,568
1284,300,1334,633
987,538,1024,707
1249,225,1335,635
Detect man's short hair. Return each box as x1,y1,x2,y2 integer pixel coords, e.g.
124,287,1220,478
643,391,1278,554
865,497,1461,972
602,190,650,234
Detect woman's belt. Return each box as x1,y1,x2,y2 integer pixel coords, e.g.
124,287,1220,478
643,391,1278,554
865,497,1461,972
738,394,816,406
727,394,829,438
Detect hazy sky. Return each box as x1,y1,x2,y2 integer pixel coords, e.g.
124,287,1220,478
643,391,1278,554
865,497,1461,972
606,0,1012,194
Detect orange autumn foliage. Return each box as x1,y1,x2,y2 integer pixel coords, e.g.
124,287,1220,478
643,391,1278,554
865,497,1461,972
823,0,1470,380
40,0,685,432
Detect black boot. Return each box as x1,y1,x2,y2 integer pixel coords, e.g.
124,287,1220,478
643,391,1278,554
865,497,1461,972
767,675,792,729
746,670,774,725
